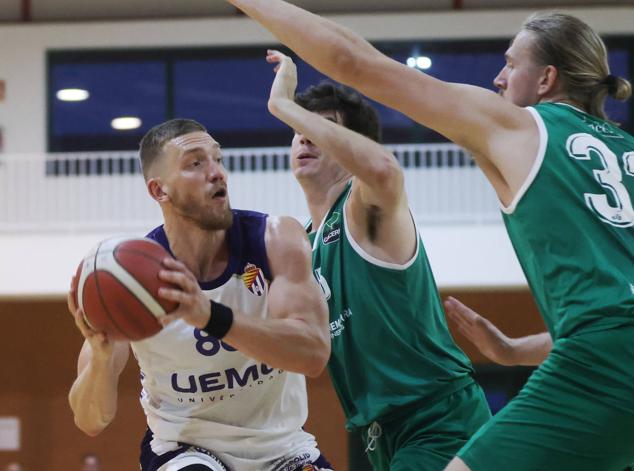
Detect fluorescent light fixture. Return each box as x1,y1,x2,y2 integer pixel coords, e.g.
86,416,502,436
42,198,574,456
406,56,432,70
56,88,89,102
111,116,142,130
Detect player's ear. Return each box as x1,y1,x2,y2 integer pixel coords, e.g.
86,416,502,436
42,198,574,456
537,65,559,97
148,178,168,203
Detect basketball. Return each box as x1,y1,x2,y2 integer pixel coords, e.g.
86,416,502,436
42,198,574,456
71,236,179,341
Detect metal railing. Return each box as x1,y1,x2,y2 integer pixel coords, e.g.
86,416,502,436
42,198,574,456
0,144,501,233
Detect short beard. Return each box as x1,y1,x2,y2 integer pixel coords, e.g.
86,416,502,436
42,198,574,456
170,191,234,231
196,207,233,231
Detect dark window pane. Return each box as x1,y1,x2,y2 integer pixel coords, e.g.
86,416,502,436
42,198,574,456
50,60,167,151
173,56,329,147
47,39,632,151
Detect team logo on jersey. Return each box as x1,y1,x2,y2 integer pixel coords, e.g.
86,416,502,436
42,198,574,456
322,211,341,245
582,115,623,139
242,263,266,296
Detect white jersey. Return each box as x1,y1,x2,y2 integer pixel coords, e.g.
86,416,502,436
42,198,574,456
131,211,319,471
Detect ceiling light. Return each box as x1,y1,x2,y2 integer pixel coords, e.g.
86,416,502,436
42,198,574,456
56,88,89,102
111,117,142,130
416,56,432,70
406,56,432,70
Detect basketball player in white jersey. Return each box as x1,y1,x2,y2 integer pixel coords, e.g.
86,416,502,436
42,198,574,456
67,119,333,471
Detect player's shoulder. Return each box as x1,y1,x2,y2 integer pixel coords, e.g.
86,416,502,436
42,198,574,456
232,208,268,227
230,209,269,244
265,215,308,243
265,217,313,278
265,216,311,260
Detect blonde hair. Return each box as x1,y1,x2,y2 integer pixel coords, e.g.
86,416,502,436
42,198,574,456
522,12,631,121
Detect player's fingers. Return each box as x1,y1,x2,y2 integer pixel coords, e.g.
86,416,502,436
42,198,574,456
266,51,281,62
158,286,190,305
74,309,96,338
444,299,471,325
67,289,77,314
159,269,196,293
445,297,478,323
161,259,199,286
159,313,178,327
445,307,468,331
161,257,189,273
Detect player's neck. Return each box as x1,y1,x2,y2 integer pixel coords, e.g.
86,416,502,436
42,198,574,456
302,176,351,231
163,218,229,282
539,93,585,112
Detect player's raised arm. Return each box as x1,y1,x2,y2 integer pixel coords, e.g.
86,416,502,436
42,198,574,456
67,289,130,436
227,0,538,197
267,50,404,212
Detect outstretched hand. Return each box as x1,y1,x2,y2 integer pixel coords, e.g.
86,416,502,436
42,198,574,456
267,49,298,111
158,257,210,329
444,296,516,366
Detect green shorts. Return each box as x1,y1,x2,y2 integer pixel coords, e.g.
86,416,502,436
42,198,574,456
459,326,634,471
361,381,491,471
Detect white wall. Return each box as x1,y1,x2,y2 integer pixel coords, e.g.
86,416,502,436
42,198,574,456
0,223,526,299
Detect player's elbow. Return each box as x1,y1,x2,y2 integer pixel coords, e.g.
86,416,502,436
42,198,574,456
70,397,115,437
373,153,402,185
369,155,404,200
329,44,362,84
74,415,109,437
304,332,331,378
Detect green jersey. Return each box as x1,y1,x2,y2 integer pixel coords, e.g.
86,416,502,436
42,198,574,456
310,183,475,430
502,103,634,340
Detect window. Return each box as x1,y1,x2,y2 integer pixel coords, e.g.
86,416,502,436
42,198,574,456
47,39,633,151
49,52,168,151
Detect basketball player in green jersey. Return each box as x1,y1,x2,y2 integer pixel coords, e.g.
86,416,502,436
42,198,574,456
226,2,634,469
265,49,490,470
445,297,634,471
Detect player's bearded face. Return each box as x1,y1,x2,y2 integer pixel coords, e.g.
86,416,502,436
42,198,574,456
163,132,234,231
170,183,233,230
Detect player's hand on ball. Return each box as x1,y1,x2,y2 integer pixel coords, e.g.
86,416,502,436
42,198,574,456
68,277,114,356
158,258,210,329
